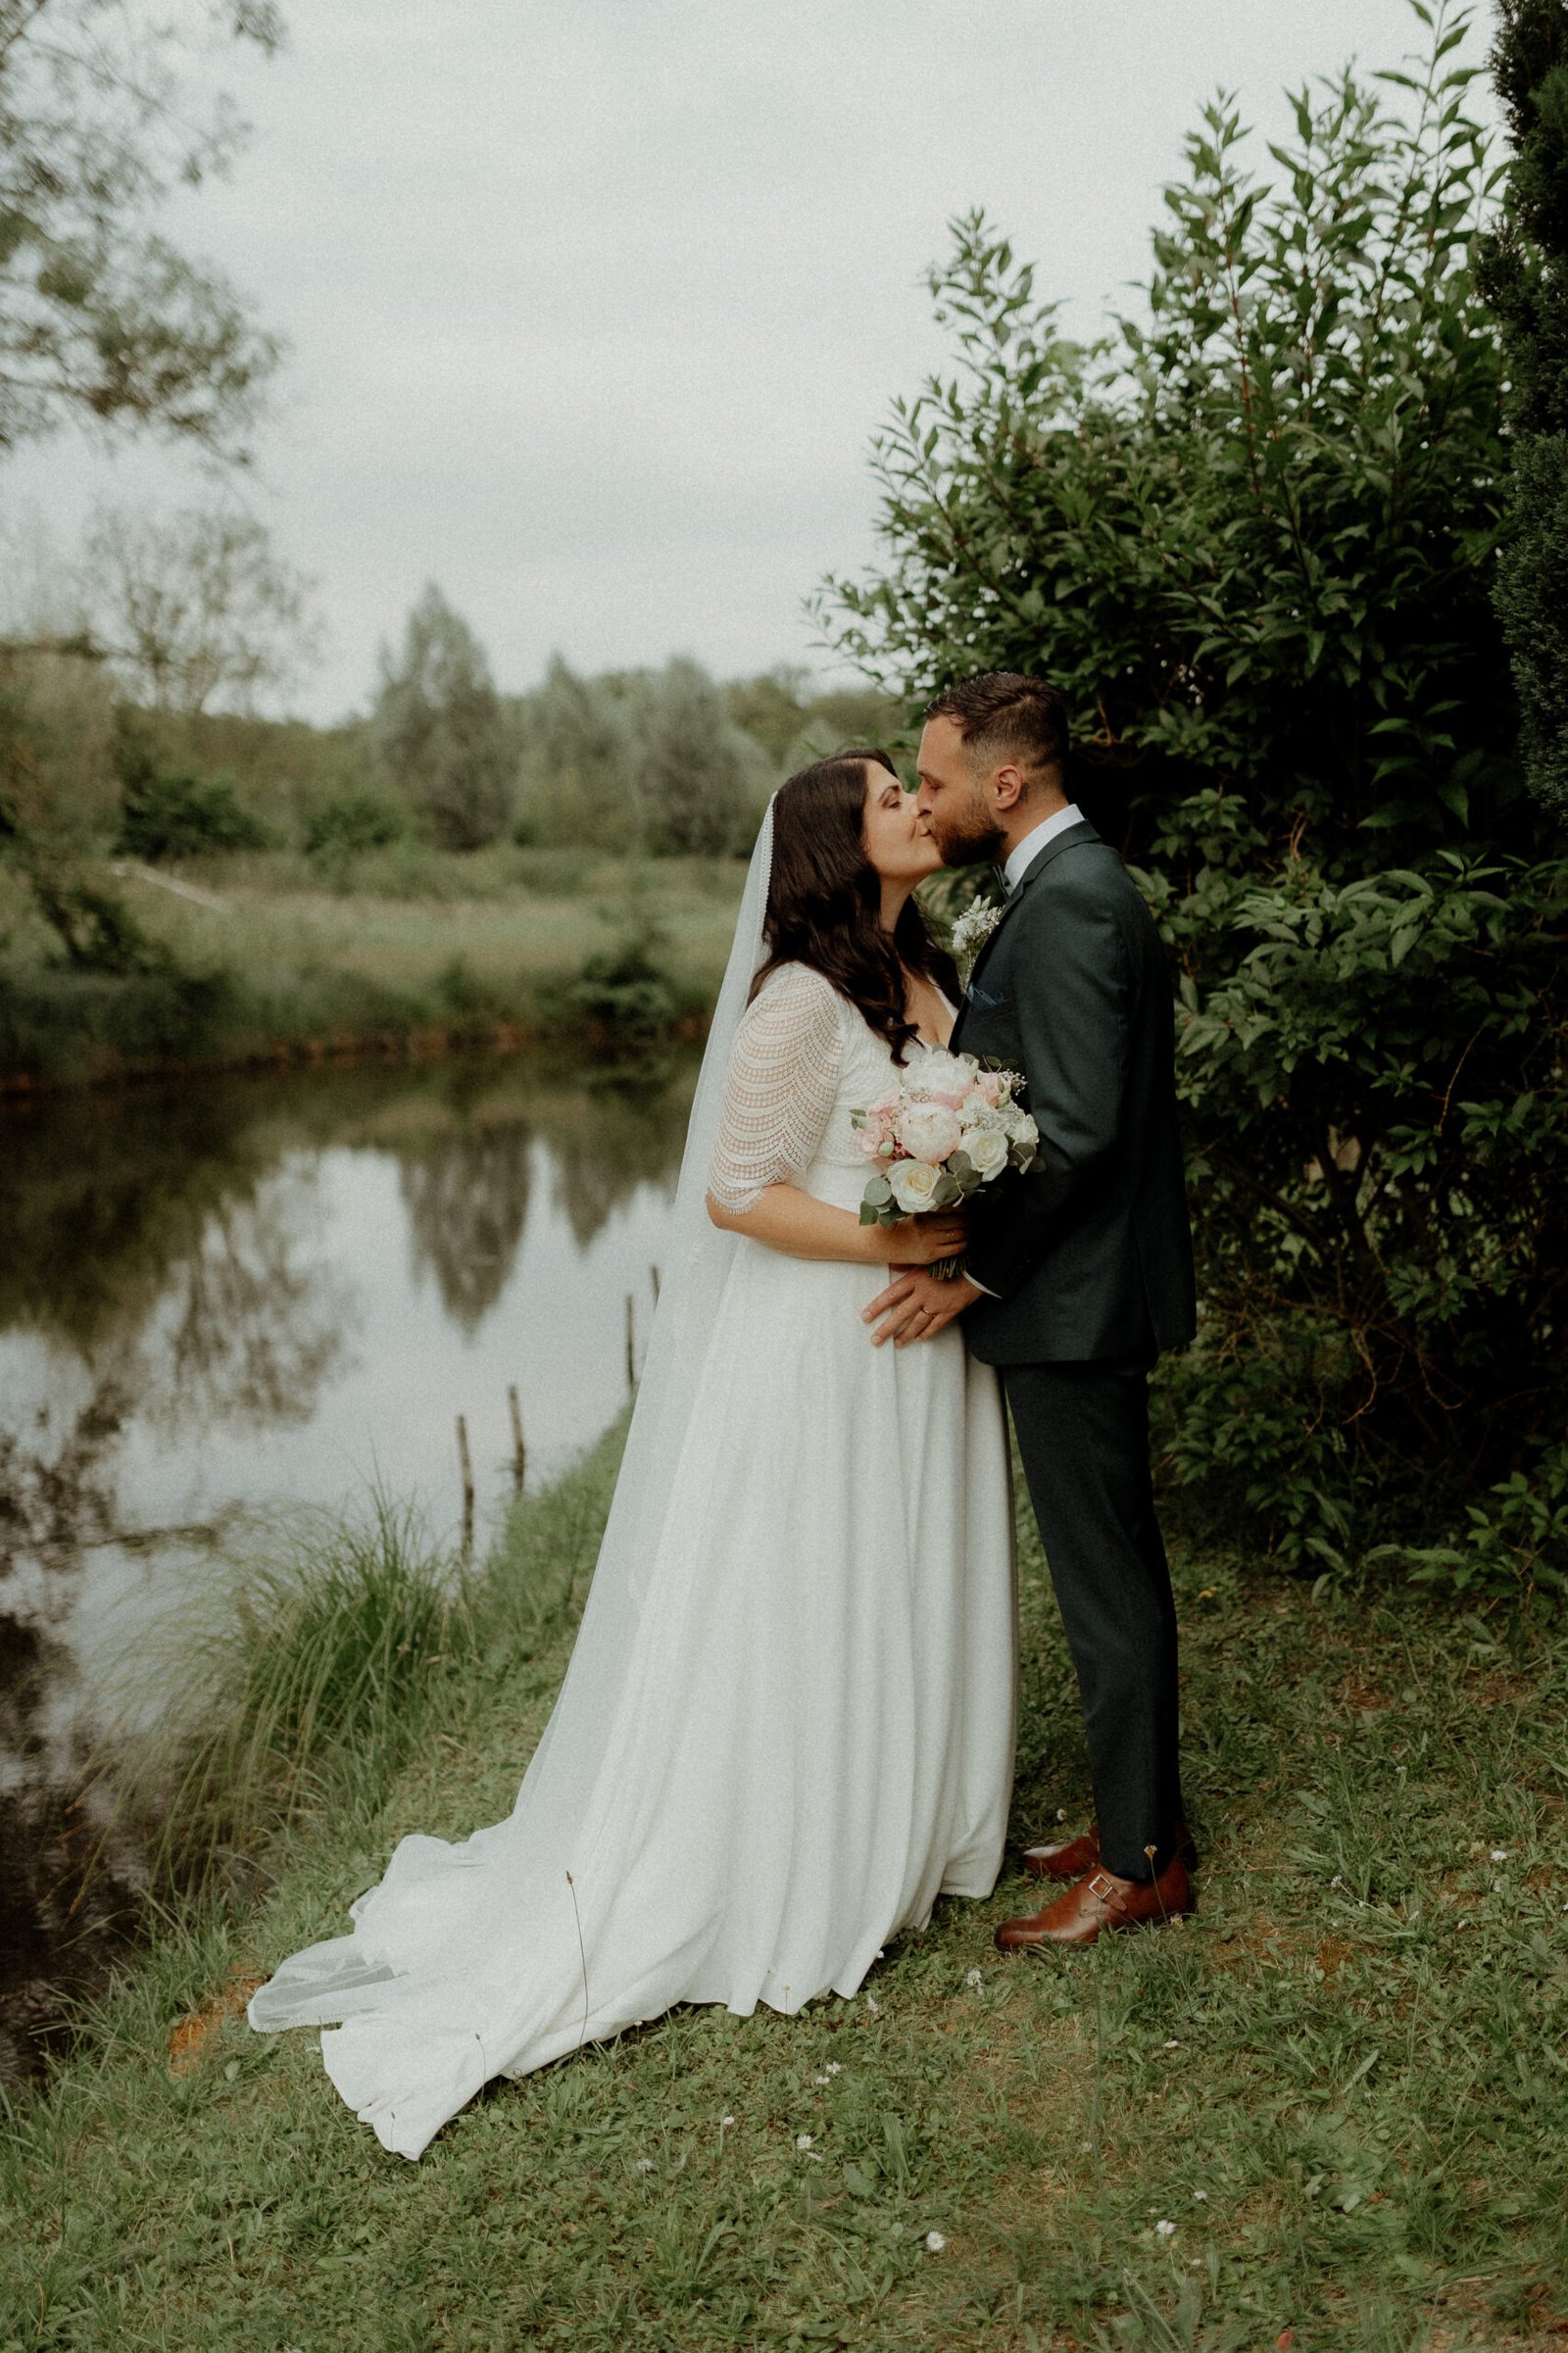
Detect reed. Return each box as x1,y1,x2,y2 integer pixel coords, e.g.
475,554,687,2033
101,1492,479,1898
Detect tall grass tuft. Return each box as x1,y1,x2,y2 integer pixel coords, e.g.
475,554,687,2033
109,1492,478,1896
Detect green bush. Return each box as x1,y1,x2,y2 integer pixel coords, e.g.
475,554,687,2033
115,717,275,862
303,785,410,861
568,925,678,1041
821,3,1568,1587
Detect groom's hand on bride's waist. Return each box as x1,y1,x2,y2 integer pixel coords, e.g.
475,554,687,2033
864,1266,982,1348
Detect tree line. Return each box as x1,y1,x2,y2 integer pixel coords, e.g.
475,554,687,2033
368,584,892,861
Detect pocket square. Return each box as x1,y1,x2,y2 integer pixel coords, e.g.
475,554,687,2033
965,982,1008,1011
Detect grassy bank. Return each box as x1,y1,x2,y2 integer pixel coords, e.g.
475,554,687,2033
0,848,745,1091
4,1426,1567,2351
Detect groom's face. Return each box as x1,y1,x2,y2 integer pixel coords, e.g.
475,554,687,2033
915,717,1006,866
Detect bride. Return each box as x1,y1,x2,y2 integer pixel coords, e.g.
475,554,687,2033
248,749,1017,2159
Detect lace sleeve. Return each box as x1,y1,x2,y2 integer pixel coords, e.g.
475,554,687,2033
708,964,844,1213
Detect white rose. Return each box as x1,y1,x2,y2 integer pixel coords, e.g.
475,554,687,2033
898,1102,962,1165
965,1128,1009,1180
889,1158,942,1213
1005,1107,1039,1148
907,1048,972,1103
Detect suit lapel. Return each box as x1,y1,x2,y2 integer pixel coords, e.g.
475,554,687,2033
962,817,1102,999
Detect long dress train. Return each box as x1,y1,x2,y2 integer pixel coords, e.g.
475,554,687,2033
248,959,1016,2159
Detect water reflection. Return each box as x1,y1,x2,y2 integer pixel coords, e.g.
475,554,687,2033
0,1047,695,2078
401,1125,534,1334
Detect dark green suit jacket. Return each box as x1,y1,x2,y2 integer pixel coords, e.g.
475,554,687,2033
950,818,1197,1366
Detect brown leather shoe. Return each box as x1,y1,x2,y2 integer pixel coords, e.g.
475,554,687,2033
1021,1819,1198,1883
995,1854,1194,1951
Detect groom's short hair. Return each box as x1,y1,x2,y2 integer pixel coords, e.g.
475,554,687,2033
924,673,1069,792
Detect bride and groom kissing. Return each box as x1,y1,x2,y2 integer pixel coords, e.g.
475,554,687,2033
249,669,1198,2163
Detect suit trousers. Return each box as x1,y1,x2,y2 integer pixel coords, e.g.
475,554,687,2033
1002,1357,1183,1882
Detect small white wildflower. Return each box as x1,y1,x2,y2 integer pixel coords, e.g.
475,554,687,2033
1491,1847,1508,1863
865,1995,881,2018
795,2132,813,2151
1155,2219,1177,2238
1193,2190,1208,2202
719,2114,735,2128
1163,2038,1180,2049
824,2060,843,2075
924,2230,948,2253
813,2072,830,2085
1055,1807,1068,1823
965,1968,984,1989
1493,1878,1505,1893
634,2157,655,2173
1330,1875,1344,1888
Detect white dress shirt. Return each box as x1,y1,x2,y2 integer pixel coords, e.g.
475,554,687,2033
1003,802,1084,893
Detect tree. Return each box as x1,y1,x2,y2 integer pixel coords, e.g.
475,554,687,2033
82,502,318,713
820,2,1568,1590
1480,0,1568,819
372,585,516,851
0,0,284,459
631,657,767,857
513,654,638,850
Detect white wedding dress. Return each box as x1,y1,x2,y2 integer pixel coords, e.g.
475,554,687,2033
249,817,1016,2161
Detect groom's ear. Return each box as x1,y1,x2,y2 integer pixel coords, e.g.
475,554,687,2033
991,760,1029,813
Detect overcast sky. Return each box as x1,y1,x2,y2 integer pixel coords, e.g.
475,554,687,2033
10,0,1487,718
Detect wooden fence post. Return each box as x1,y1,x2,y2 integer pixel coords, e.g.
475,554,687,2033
456,1414,474,1552
508,1384,526,1492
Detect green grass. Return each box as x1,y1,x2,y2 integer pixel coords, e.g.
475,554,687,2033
4,1423,1567,2351
0,850,745,1088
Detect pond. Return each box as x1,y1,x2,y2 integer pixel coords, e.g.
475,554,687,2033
0,1047,695,2080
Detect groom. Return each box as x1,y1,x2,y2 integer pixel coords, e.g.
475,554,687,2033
865,671,1198,1949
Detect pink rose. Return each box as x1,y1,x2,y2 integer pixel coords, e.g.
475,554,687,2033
853,1096,901,1159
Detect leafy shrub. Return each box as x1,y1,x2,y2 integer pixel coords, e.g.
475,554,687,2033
568,926,678,1041
1369,1443,1568,1602
432,954,502,1020
117,764,273,860
303,786,409,860
114,713,274,862
821,5,1568,1585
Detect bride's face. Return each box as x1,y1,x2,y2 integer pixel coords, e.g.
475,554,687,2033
860,762,943,890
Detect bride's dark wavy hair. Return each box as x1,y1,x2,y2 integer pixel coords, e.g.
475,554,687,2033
752,749,958,1066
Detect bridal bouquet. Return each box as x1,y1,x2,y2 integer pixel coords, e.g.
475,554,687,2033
852,1049,1037,1265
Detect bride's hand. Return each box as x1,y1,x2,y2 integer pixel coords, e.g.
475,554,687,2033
880,1210,966,1266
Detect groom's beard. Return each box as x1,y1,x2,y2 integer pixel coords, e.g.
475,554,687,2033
926,792,1005,868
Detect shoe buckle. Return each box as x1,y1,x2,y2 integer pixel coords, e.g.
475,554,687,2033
1086,1869,1122,1908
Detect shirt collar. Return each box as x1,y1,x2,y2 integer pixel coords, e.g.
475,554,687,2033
1003,803,1083,894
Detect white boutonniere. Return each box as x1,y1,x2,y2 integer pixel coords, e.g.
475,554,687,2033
951,899,1003,980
